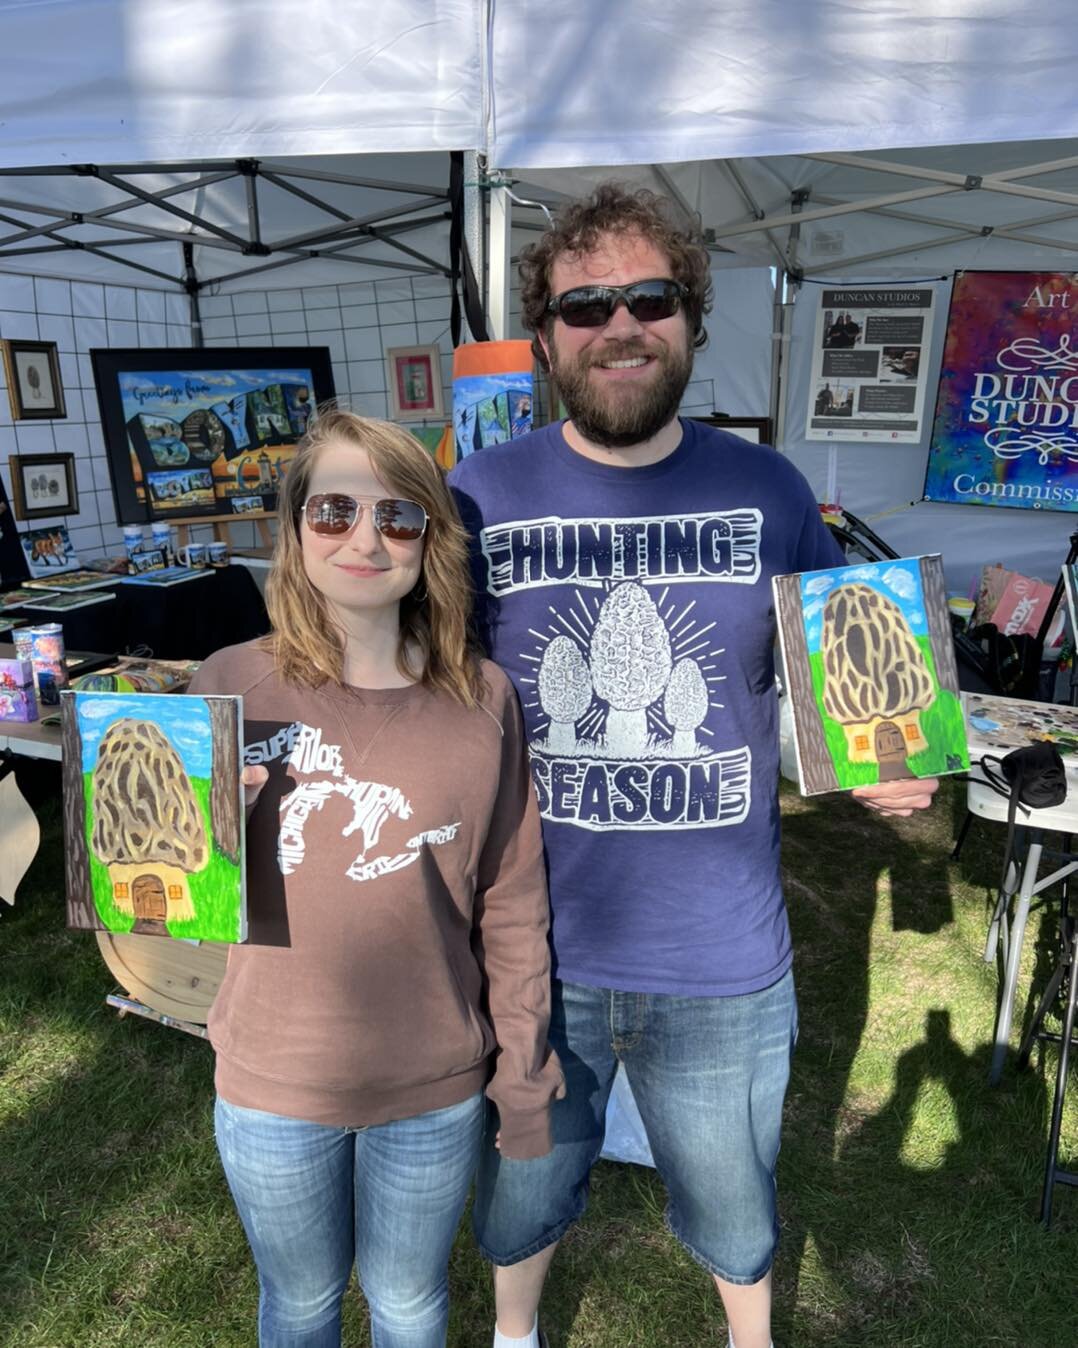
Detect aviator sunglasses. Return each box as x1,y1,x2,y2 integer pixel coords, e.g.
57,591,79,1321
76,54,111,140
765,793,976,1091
546,277,688,329
303,493,428,541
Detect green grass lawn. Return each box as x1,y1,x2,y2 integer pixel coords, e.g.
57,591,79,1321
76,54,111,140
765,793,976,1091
2,769,1076,1346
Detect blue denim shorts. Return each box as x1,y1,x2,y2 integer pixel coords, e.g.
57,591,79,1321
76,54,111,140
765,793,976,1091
472,971,797,1285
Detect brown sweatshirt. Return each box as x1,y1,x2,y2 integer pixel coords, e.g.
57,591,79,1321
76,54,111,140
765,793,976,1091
187,641,562,1159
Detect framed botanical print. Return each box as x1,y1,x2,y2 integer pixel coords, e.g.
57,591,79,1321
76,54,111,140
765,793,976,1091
1,339,67,420
386,344,445,422
9,452,80,521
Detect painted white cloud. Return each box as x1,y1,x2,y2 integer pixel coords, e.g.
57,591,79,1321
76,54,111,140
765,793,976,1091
882,565,917,600
845,565,882,582
804,574,834,596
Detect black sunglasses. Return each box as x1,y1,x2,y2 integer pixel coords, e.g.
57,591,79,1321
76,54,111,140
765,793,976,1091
546,278,688,329
303,493,428,541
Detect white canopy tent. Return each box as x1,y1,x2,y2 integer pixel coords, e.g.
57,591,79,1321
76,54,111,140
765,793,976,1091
3,0,1078,591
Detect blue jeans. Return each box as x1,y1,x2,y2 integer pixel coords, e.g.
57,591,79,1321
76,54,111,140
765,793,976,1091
473,972,797,1284
215,1093,484,1347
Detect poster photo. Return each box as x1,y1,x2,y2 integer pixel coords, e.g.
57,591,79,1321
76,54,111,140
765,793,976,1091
805,287,935,442
773,554,969,795
925,271,1078,512
61,691,247,942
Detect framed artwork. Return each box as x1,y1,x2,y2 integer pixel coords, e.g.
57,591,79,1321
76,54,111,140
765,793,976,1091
1,339,66,420
8,452,79,521
90,346,335,525
62,690,247,942
386,344,444,422
692,415,774,446
773,553,969,795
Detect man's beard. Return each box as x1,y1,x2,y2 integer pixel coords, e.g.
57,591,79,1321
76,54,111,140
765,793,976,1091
548,338,693,449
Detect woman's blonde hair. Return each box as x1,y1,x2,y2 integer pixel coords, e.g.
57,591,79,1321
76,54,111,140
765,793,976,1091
265,408,483,706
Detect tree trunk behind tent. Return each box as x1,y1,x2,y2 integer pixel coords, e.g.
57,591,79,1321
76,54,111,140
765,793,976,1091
775,577,840,795
207,697,240,863
61,698,95,928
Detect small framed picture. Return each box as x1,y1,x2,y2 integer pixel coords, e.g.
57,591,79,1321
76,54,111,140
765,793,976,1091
385,344,444,422
1,339,67,420
692,414,774,446
8,452,80,521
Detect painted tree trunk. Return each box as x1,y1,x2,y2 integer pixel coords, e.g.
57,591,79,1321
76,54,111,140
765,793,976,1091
208,699,240,863
774,576,840,795
60,698,95,928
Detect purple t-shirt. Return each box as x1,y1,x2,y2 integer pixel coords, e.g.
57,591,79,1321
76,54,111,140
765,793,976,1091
450,418,844,996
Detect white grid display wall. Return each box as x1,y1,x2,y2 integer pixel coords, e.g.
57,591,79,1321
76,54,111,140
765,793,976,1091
0,262,747,579
200,274,455,423
0,273,191,564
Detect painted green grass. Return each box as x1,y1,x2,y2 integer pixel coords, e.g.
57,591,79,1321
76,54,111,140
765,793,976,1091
84,774,242,942
5,774,1076,1346
809,638,969,791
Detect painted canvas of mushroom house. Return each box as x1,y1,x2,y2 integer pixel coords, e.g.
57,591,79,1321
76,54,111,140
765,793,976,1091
772,554,969,795
61,691,246,941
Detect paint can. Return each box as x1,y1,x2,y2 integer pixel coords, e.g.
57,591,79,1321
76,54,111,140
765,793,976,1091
27,622,68,706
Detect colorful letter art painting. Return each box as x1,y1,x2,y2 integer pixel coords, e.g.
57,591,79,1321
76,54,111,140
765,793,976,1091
773,555,969,795
61,691,246,941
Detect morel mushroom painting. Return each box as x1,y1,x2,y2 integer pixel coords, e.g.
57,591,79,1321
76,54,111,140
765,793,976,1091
772,555,969,795
61,690,246,940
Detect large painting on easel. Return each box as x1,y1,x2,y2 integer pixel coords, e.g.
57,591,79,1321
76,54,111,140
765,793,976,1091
61,691,247,941
773,554,969,795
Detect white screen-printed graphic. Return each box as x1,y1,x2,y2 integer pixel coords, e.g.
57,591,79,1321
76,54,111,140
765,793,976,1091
481,509,762,597
520,580,751,831
259,724,459,881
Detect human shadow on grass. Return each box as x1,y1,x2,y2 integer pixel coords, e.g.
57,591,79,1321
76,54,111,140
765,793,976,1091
777,781,1074,1344
774,780,960,1339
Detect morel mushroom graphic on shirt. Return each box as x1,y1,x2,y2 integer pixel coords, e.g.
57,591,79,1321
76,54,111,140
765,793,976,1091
61,691,246,941
772,555,970,796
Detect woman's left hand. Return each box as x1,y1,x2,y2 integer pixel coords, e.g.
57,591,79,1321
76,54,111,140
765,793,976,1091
851,776,939,817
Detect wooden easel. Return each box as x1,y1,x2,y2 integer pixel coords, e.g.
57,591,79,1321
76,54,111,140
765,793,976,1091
168,510,275,554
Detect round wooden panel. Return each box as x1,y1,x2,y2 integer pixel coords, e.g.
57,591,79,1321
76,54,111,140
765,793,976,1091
95,931,229,1024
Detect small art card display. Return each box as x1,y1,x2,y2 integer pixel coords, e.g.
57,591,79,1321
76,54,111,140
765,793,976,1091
62,691,247,942
0,658,37,722
452,340,534,459
0,589,37,611
19,525,80,576
20,589,116,613
773,555,969,795
24,569,120,592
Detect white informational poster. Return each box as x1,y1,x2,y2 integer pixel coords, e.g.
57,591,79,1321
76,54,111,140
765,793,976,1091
805,287,935,443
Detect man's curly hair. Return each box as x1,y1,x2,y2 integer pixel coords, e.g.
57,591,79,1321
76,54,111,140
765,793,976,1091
519,183,713,370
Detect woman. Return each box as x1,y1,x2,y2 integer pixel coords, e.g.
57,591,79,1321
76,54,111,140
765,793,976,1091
188,410,562,1348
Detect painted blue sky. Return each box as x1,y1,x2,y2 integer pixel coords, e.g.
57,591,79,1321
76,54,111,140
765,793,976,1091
74,692,226,777
118,368,313,421
799,558,928,651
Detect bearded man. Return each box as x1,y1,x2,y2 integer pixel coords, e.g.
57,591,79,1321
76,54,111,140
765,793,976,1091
449,184,936,1348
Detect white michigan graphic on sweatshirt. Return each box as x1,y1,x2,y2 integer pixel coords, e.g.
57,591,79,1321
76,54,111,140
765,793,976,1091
244,721,459,882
